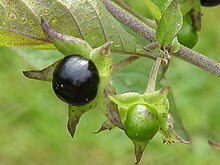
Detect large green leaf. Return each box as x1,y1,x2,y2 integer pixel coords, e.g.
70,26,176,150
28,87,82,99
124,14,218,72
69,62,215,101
156,0,183,47
0,0,147,56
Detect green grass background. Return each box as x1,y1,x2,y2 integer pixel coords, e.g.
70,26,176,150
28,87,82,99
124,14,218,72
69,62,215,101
0,3,220,165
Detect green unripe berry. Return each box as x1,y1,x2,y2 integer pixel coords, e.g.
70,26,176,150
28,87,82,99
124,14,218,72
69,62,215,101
124,104,159,142
177,18,198,48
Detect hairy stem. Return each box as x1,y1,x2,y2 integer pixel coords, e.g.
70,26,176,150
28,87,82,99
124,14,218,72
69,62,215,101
103,0,220,77
176,46,220,77
146,56,162,93
103,0,156,42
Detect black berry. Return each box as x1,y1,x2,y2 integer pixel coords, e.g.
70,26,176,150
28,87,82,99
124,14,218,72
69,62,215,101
52,55,100,106
201,0,220,7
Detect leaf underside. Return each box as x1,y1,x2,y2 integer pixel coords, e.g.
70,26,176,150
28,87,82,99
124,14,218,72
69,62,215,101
0,0,147,56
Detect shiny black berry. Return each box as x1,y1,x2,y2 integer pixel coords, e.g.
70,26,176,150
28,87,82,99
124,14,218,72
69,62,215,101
52,55,100,106
201,0,220,7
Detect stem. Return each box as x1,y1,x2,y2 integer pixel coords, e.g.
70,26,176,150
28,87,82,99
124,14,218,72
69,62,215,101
176,46,220,77
144,42,159,52
103,0,220,77
112,56,139,73
103,0,156,42
146,56,162,93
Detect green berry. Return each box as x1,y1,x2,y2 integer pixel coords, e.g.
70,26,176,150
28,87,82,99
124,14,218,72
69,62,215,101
177,18,198,48
124,104,159,142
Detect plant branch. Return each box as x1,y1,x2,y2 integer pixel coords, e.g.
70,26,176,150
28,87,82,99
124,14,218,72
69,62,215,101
146,56,162,93
103,0,220,77
112,56,139,73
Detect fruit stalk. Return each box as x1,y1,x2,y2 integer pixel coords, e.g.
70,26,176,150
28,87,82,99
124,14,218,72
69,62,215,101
146,56,162,93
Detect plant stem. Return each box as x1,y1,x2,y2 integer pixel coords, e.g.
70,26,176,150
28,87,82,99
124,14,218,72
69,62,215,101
112,56,139,73
103,0,156,42
176,46,220,77
103,0,220,77
146,56,162,93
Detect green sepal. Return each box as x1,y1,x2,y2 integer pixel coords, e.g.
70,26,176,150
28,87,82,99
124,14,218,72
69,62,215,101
67,105,87,138
190,0,202,32
133,141,149,164
171,37,181,54
23,60,60,82
67,101,98,137
89,41,113,86
103,82,124,129
41,18,92,57
160,113,192,144
94,120,116,134
109,92,142,123
109,87,169,125
178,0,194,16
90,42,123,129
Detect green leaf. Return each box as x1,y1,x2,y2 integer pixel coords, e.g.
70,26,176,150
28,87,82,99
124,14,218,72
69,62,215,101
0,0,147,56
171,37,180,53
0,30,54,49
144,0,162,21
152,0,172,12
14,48,63,69
156,0,183,47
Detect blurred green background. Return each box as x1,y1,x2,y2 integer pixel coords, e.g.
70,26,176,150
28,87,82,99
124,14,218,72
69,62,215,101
0,2,220,165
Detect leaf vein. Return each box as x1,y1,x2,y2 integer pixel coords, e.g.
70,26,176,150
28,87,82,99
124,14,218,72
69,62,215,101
0,27,49,43
113,22,125,52
89,0,107,43
60,1,84,40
